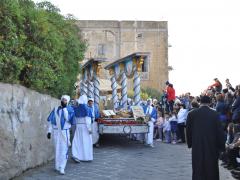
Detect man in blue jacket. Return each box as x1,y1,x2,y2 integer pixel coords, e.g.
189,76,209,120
47,95,75,175
88,98,100,147
144,98,157,147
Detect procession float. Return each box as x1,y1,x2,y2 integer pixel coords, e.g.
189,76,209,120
79,52,150,140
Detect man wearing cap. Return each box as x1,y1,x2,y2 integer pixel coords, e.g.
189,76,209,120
72,94,93,162
176,103,188,143
186,95,225,180
144,98,158,147
87,98,100,147
47,95,75,175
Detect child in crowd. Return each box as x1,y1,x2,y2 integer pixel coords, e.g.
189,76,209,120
223,124,240,170
226,123,235,146
154,110,165,141
163,113,171,143
169,111,178,144
220,123,234,165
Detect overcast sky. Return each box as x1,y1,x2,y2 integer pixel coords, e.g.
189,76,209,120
34,0,240,96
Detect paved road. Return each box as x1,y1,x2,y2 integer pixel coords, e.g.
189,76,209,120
15,135,234,180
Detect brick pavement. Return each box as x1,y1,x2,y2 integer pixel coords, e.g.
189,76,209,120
14,135,234,180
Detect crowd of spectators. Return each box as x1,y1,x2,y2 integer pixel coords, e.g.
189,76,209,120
151,78,240,179
205,78,240,179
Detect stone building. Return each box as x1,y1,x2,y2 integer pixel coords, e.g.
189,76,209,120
77,20,168,92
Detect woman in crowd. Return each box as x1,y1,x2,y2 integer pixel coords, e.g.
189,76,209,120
223,124,240,170
208,78,223,93
176,103,188,143
166,82,176,113
215,93,228,130
226,79,235,93
231,89,240,123
220,123,234,166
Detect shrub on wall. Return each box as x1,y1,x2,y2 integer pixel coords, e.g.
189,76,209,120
127,88,161,101
141,87,162,100
0,0,86,98
140,91,149,101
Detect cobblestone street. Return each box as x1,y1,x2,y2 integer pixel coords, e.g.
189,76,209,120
15,135,234,180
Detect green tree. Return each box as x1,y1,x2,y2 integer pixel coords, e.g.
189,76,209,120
0,0,86,98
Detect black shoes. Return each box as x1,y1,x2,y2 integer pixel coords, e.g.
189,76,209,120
220,162,227,166
230,167,240,179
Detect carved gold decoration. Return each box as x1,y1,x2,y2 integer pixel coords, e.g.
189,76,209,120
109,68,114,76
93,62,101,76
97,63,101,76
137,56,144,72
120,63,125,72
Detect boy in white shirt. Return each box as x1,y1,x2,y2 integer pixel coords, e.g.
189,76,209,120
163,113,171,143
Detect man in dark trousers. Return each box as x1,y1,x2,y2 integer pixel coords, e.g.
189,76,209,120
186,95,225,180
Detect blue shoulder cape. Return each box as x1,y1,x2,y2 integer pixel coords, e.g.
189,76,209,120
47,105,75,129
144,106,157,120
74,104,91,118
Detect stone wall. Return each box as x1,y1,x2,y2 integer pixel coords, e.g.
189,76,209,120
0,83,59,180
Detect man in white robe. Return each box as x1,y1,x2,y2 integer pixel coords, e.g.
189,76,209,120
136,101,147,141
144,98,158,147
72,94,93,162
87,98,100,147
47,95,75,175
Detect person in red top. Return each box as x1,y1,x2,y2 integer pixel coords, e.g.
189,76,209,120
166,81,176,113
208,78,222,93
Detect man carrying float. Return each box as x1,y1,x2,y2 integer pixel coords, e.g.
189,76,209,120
87,98,101,147
144,98,157,147
72,94,93,162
